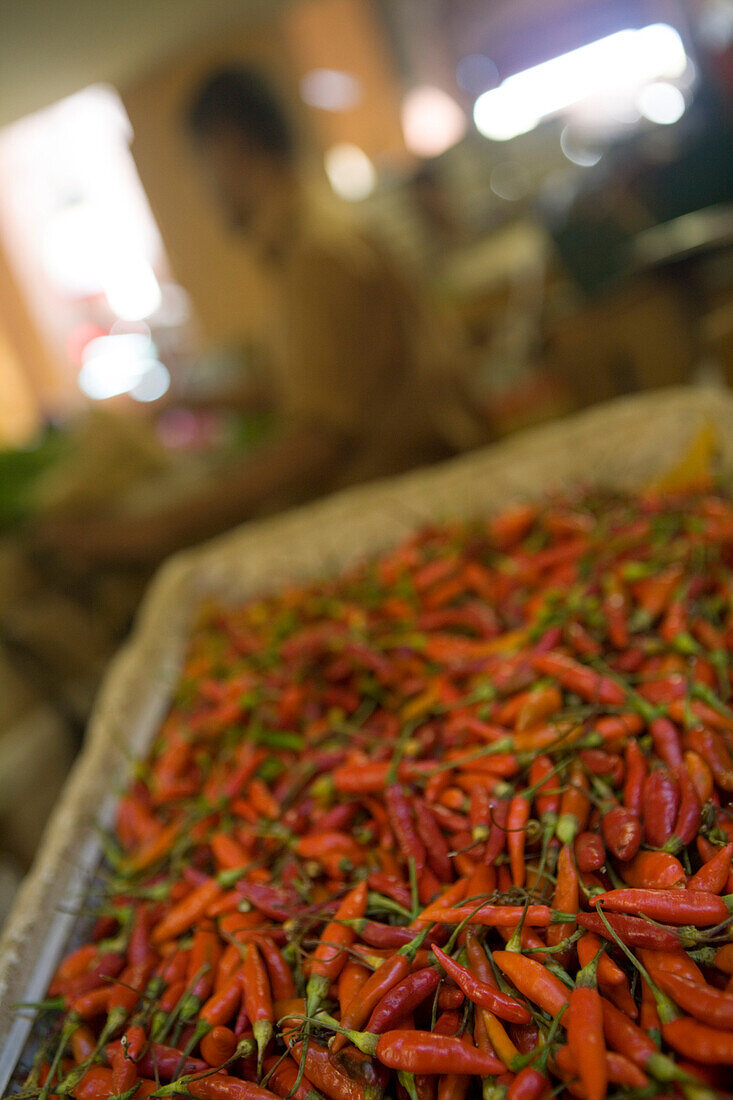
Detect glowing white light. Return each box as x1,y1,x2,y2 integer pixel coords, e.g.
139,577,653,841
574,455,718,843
636,81,686,124
560,126,603,167
41,204,106,296
102,256,162,321
324,143,376,201
401,86,466,158
130,360,170,402
300,69,362,111
456,55,498,95
474,23,688,141
78,332,166,400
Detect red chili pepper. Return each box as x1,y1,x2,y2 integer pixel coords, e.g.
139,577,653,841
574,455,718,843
685,726,733,791
366,968,441,1033
577,912,681,951
547,844,578,956
386,784,427,870
484,796,510,865
687,842,733,894
650,716,683,769
594,887,730,926
657,972,733,1030
532,651,625,705
601,805,641,861
528,754,560,825
568,985,606,1100
288,1040,366,1100
555,1046,649,1090
306,881,367,1013
375,1031,504,1075
413,800,453,883
620,850,686,889
506,793,531,888
432,945,530,1023
185,1028,230,1072
662,1017,733,1066
492,951,570,1017
264,1056,319,1100
642,768,679,847
574,831,605,873
557,762,590,845
331,927,429,1053
242,942,272,1073
151,879,222,944
622,741,647,816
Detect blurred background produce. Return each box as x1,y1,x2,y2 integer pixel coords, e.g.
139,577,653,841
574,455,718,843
0,0,732,919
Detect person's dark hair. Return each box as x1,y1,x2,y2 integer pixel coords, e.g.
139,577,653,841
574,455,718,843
186,66,294,160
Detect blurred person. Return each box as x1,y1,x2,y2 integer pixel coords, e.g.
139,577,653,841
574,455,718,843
38,67,484,567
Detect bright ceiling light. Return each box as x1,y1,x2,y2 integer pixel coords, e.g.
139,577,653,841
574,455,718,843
324,143,376,201
78,332,167,401
130,360,170,402
636,81,686,124
102,256,162,321
300,69,362,111
474,23,688,141
401,85,467,158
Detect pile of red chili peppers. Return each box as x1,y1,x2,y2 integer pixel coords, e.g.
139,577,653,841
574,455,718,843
22,488,733,1100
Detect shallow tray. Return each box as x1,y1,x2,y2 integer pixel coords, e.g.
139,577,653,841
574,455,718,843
2,385,733,1084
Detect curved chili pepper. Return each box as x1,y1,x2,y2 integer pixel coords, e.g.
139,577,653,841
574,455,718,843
413,800,453,883
662,1017,733,1066
366,968,441,1033
242,942,272,1073
506,793,531,888
332,926,430,1053
656,972,733,1030
620,850,686,890
594,887,731,926
600,998,681,1080
484,796,510,865
577,933,624,989
150,879,222,945
531,652,625,705
642,768,679,847
432,946,530,1023
688,841,733,893
386,785,427,871
601,805,641,861
263,1056,320,1100
288,1040,366,1100
555,1046,649,1090
557,762,590,845
547,844,578,955
684,749,715,804
429,904,558,928
577,911,681,951
375,1031,504,1075
492,952,570,1017
200,1026,238,1067
306,880,367,1014
622,741,646,817
574,831,605,873
568,985,606,1100
684,727,733,791
649,716,683,769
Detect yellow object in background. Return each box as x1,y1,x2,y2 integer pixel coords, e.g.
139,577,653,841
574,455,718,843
650,422,718,493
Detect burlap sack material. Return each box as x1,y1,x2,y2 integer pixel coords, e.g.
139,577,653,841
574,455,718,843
2,385,733,1075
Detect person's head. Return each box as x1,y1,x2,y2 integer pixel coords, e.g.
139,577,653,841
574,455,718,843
186,66,297,256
